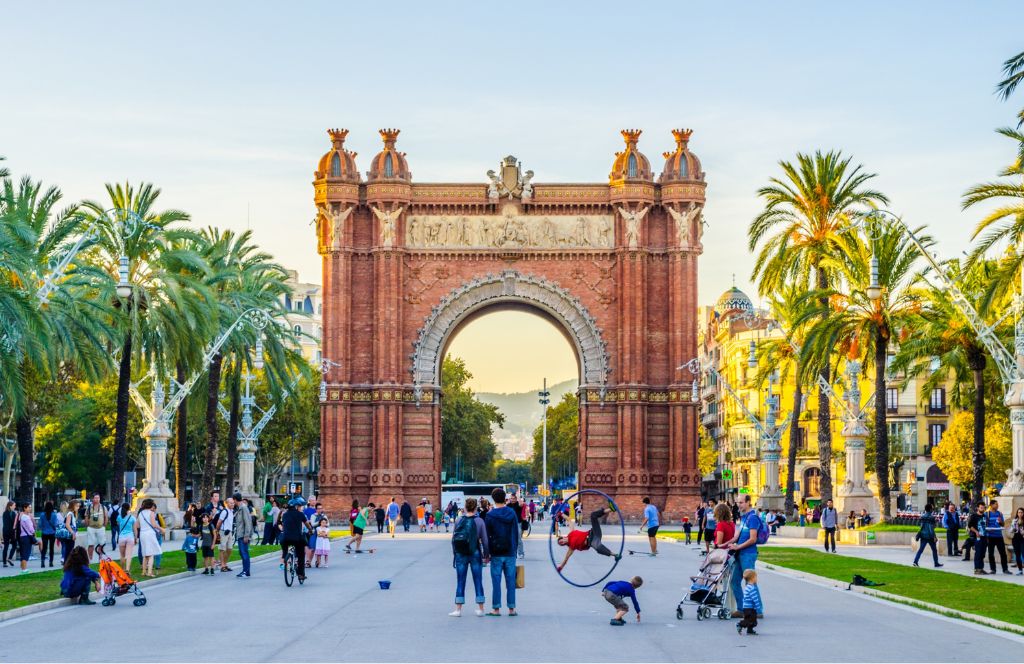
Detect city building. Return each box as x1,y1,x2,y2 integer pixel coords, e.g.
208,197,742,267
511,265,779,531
282,269,323,364
698,286,957,512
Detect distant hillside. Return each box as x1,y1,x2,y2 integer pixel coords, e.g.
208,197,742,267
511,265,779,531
477,378,578,437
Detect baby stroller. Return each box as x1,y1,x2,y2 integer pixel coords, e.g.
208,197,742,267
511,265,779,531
96,545,147,607
676,547,733,621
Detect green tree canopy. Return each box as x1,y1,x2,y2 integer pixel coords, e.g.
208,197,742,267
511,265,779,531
531,392,579,486
441,357,504,482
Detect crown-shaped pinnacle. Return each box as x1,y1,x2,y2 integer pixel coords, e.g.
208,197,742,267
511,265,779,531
379,128,401,146
671,128,693,149
328,128,349,149
621,129,642,145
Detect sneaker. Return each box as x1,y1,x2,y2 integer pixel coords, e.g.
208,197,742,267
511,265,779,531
78,597,96,606
475,609,485,617
1016,571,1023,576
448,609,462,617
609,618,625,626
736,623,743,634
912,562,919,567
1004,570,1014,575
747,629,758,635
934,563,943,568
236,572,250,578
974,569,988,575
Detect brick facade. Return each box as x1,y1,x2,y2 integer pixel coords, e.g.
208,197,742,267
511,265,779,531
313,128,705,519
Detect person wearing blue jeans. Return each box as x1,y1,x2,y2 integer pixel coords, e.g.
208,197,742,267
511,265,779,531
728,494,761,619
484,488,521,616
450,498,490,617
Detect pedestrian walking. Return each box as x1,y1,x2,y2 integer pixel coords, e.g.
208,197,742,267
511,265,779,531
728,494,762,619
912,503,943,568
984,500,1011,575
400,501,412,532
233,492,253,578
735,570,763,636
942,501,961,557
2,501,17,567
682,516,692,545
135,499,163,578
1010,507,1024,575
84,494,107,563
375,504,386,534
263,498,280,545
639,497,660,555
114,503,136,574
820,499,838,553
695,502,706,547
387,498,400,537
449,497,489,617
417,502,427,532
703,499,717,554
484,487,520,616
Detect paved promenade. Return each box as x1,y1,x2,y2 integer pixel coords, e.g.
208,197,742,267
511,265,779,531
1,532,1021,662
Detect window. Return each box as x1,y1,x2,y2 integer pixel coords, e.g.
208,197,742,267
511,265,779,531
627,154,638,178
929,388,947,414
294,301,302,312
803,467,822,498
284,294,292,310
330,153,341,177
927,423,945,452
887,421,918,456
886,388,899,413
315,350,322,363
293,324,302,335
384,153,394,177
303,296,313,314
679,158,688,178
796,427,810,454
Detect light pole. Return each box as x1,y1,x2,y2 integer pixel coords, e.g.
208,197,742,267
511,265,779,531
538,379,550,500
318,357,342,402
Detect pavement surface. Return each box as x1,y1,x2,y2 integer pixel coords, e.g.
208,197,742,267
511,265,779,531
2,531,1022,662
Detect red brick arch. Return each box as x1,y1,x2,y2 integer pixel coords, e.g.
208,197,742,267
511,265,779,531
314,129,704,518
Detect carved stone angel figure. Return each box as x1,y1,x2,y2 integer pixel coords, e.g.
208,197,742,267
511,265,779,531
666,204,702,247
618,205,649,250
372,205,404,248
329,205,354,250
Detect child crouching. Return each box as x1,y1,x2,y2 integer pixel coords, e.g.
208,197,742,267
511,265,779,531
736,569,763,635
602,576,642,625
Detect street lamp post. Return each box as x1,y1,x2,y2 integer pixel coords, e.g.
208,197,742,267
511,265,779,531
538,379,550,500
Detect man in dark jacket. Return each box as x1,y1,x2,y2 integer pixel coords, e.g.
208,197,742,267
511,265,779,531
484,488,521,616
400,501,413,532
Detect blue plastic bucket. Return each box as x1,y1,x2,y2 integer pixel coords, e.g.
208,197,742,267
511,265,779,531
378,580,391,590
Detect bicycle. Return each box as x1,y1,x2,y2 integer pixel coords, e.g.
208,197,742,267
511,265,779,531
282,545,305,587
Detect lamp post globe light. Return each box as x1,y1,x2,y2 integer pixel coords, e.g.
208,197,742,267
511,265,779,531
319,357,342,402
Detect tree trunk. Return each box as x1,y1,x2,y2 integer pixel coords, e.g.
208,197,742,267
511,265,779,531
968,347,987,504
15,414,34,504
874,328,891,521
224,365,241,496
815,265,833,502
175,362,188,508
199,353,223,501
785,377,803,513
111,333,133,504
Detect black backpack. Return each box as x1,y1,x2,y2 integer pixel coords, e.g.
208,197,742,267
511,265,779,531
452,516,478,555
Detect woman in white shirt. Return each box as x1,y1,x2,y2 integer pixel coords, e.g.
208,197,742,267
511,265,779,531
134,499,163,578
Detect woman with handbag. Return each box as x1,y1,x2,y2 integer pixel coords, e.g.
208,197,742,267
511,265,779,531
59,499,80,564
135,499,163,578
15,503,36,573
38,501,60,568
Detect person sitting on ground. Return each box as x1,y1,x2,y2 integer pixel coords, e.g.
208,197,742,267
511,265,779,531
735,569,763,636
60,545,101,605
859,508,872,526
603,576,642,626
555,506,621,571
846,511,857,530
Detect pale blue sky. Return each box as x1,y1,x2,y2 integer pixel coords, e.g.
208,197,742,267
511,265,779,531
2,3,1020,391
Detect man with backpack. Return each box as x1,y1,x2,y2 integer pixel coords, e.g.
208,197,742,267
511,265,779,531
820,499,839,553
449,497,490,617
728,494,765,619
484,487,521,616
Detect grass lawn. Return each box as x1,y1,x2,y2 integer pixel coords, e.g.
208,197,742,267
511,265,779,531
0,545,277,614
759,547,1023,627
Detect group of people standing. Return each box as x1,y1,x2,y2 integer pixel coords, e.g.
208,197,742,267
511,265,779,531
913,499,1024,574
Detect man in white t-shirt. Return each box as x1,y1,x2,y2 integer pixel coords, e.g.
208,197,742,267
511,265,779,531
216,497,235,572
84,494,108,561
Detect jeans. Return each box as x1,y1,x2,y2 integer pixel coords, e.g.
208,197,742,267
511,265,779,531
262,523,278,545
1012,534,1023,571
376,518,385,534
402,517,410,532
914,537,939,565
973,536,987,571
945,529,959,556
823,527,836,552
799,515,806,527
60,537,74,563
490,555,516,609
237,537,250,574
454,552,485,605
185,552,197,570
40,534,56,565
986,536,1009,573
729,547,758,610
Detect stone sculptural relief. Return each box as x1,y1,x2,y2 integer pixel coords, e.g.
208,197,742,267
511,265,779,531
405,211,614,249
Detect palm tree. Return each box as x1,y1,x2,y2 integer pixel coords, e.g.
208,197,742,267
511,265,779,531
890,260,1009,503
80,183,214,503
749,151,889,502
997,49,1024,128
798,220,930,520
755,283,810,513
1,177,113,502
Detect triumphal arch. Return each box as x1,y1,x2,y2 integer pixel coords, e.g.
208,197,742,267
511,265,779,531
314,127,705,517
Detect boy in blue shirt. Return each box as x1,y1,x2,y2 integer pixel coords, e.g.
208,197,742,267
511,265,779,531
603,576,642,625
736,569,763,635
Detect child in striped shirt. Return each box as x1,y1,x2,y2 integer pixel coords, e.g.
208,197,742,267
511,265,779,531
736,569,763,635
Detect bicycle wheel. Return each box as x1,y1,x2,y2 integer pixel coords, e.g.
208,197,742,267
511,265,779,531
283,549,295,587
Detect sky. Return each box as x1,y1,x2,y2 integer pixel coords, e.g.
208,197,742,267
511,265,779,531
2,3,1021,392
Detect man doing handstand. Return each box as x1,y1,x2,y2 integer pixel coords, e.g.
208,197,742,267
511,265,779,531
556,507,621,571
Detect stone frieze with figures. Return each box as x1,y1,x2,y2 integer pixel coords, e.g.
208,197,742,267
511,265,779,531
405,210,614,249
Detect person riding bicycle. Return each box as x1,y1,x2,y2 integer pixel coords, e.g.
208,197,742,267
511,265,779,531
279,498,312,582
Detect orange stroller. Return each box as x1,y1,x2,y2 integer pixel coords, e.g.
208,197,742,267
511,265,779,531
96,545,147,607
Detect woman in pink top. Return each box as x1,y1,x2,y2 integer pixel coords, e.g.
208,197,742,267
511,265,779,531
15,503,36,573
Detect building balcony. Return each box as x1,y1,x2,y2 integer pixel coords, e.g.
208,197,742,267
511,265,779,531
926,406,949,416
